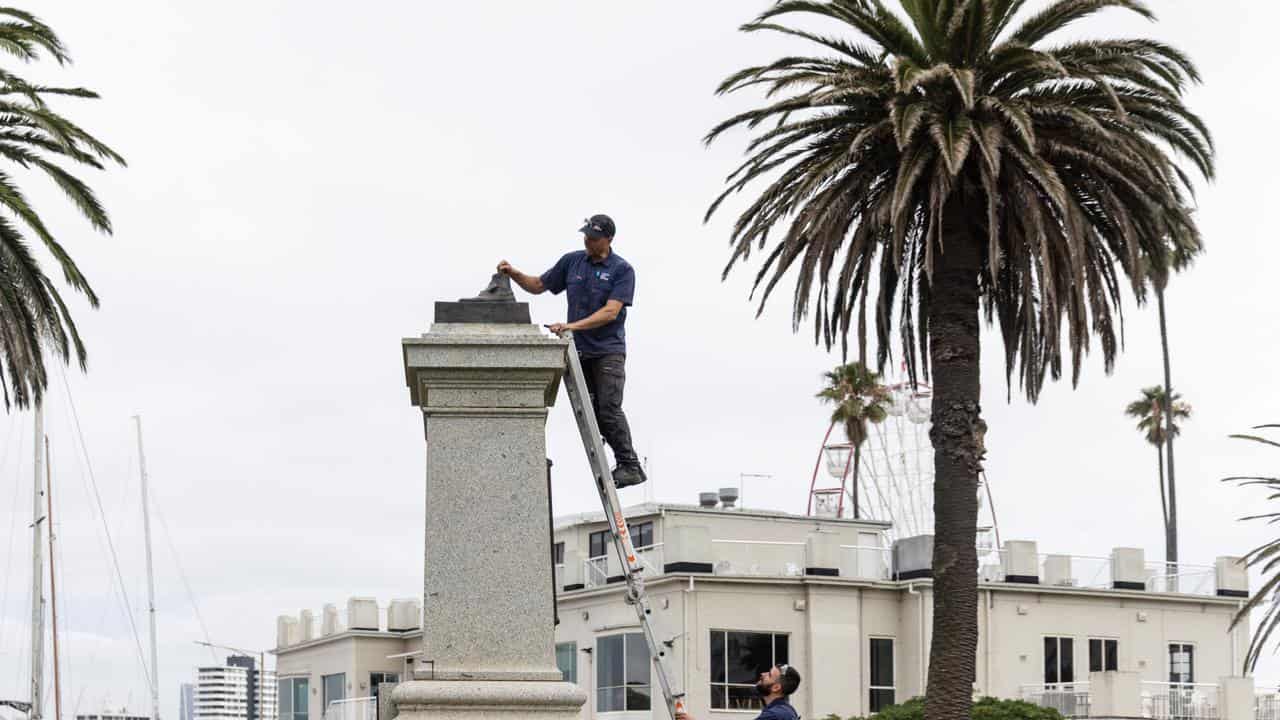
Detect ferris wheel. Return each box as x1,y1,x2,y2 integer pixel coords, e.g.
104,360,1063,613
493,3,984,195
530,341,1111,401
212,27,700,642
806,368,1002,549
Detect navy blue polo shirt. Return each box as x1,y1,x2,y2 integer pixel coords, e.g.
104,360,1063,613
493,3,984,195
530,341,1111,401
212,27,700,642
540,250,635,357
758,698,799,720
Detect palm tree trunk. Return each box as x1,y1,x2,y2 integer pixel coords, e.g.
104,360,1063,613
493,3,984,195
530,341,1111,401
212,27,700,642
1156,442,1168,535
1157,286,1178,575
922,207,982,720
852,446,862,519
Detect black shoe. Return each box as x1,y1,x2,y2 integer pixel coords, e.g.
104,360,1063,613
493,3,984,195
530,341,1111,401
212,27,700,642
612,463,647,489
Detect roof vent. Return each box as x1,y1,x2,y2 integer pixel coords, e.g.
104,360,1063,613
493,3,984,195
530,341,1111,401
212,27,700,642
719,487,739,509
698,492,719,508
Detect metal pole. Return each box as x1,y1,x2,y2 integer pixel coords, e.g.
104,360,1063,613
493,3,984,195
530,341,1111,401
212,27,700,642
134,416,161,720
46,438,63,720
30,403,45,720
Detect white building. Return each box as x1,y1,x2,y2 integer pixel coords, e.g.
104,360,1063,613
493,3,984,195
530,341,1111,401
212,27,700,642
75,710,149,720
195,656,277,720
180,684,196,720
273,499,1264,720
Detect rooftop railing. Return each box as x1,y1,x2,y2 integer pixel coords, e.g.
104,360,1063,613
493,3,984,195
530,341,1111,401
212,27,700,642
709,539,806,578
979,551,1220,597
1020,682,1226,719
1020,682,1092,717
322,698,376,720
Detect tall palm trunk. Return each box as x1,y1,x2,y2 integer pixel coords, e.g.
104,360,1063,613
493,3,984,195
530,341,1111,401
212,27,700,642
1156,442,1168,534
852,445,862,519
923,209,983,720
1156,286,1178,574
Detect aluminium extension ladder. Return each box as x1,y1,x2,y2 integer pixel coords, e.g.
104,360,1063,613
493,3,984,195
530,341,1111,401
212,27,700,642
561,332,686,717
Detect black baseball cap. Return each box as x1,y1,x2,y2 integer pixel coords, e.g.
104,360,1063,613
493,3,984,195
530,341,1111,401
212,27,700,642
579,214,616,239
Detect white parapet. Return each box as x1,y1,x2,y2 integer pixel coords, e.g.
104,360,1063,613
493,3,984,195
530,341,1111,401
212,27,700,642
276,615,298,648
1111,547,1145,590
348,597,379,631
1220,676,1257,720
322,603,341,636
389,599,422,632
1090,671,1141,717
1215,557,1248,597
1004,540,1039,583
298,609,316,642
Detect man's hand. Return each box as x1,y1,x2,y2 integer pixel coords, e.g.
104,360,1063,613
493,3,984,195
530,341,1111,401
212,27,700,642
547,322,572,336
498,261,546,294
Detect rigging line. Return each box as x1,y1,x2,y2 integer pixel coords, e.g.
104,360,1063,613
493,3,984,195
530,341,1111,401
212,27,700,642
54,366,153,691
150,491,219,664
0,413,25,663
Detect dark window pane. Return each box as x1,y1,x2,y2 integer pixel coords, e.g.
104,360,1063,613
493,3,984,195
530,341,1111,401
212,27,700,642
1061,638,1074,683
710,685,727,710
775,635,789,666
1089,639,1102,673
871,638,894,687
1106,640,1118,672
598,635,624,687
278,681,292,717
871,688,896,713
625,633,651,687
597,687,624,713
630,522,653,549
553,542,565,565
589,531,609,559
727,632,773,684
711,631,726,683
1044,638,1059,684
625,685,651,711
556,643,577,684
294,679,308,717
727,685,762,711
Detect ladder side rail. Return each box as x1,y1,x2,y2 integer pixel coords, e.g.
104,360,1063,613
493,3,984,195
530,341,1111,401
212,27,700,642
562,335,685,717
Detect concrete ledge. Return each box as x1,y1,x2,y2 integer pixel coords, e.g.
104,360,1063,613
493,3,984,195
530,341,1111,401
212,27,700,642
393,679,586,718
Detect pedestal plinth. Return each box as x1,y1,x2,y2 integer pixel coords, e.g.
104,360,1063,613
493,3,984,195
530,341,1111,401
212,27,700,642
395,320,585,718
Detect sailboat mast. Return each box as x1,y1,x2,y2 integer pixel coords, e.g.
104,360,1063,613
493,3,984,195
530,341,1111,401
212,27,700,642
29,403,45,720
134,415,161,720
46,437,63,720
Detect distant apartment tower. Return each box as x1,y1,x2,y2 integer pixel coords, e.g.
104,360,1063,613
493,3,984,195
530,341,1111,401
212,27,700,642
195,655,277,720
179,683,196,720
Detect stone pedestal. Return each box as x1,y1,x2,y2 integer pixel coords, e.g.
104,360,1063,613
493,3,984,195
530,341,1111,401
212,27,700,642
394,320,586,718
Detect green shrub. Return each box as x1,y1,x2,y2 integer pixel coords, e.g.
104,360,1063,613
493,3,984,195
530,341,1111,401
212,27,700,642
838,697,1064,720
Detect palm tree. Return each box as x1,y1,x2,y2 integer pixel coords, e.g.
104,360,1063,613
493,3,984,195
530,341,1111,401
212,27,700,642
1224,424,1280,672
0,9,125,409
705,2,1212,719
817,362,892,517
1144,257,1188,575
1124,385,1190,566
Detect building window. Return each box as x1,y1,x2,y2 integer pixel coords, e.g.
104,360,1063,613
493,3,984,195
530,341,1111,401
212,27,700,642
369,673,398,709
870,638,895,712
553,542,565,565
1044,637,1074,685
321,674,345,716
1089,639,1118,673
596,633,650,712
277,678,308,720
589,530,610,559
630,521,654,549
710,630,790,710
1169,643,1195,684
556,642,578,684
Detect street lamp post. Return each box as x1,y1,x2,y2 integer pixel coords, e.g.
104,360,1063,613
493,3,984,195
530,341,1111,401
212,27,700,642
195,641,270,720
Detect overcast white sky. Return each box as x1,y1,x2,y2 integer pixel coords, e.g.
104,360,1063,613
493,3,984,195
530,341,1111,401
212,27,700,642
1,1,1278,718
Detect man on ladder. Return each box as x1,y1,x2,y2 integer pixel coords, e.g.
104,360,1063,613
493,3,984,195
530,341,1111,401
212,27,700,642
498,213,647,489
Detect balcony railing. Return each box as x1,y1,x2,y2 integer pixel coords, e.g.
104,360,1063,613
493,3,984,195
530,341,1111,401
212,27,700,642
1142,682,1220,720
1256,690,1280,720
1020,682,1092,717
322,697,376,720
1020,682,1227,720
709,539,806,577
581,544,666,589
839,544,892,580
978,551,1219,597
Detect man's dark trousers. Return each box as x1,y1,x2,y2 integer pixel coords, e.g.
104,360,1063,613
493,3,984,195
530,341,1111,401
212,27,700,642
580,353,639,466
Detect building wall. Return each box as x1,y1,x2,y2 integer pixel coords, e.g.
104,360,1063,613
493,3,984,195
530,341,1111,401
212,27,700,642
275,634,413,720
552,576,1242,720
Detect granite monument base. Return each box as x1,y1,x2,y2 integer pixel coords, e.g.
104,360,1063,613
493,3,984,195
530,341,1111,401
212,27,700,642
392,680,587,720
